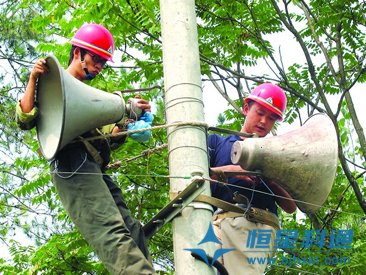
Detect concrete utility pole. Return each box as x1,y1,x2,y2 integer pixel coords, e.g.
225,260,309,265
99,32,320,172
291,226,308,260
159,0,215,274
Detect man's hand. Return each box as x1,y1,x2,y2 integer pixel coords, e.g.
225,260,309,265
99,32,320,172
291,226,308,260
266,180,297,214
134,96,151,113
210,165,257,185
30,59,48,80
21,58,49,113
210,166,297,213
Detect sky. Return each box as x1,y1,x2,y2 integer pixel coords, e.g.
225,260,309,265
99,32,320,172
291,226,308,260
202,79,366,135
201,31,366,136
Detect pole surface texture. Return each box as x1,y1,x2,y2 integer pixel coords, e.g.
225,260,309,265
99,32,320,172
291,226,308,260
160,0,215,274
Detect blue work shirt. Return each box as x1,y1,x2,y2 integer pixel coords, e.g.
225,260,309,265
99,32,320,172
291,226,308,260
208,134,278,215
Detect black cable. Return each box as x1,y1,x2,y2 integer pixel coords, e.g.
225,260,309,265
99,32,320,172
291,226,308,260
190,251,229,275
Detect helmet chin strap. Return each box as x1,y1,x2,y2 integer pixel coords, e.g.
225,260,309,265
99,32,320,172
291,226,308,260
80,55,95,80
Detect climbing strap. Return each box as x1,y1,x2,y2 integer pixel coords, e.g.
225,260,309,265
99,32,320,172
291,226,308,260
79,136,105,167
195,195,280,230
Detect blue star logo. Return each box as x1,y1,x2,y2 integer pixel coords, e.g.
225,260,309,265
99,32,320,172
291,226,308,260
184,223,235,266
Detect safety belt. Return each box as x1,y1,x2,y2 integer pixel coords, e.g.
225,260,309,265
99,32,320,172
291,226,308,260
195,194,280,230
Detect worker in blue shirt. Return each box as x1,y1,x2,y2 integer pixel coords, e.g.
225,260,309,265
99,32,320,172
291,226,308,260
209,83,296,275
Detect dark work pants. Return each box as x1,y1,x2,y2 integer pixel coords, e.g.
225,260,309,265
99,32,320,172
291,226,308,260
51,146,155,275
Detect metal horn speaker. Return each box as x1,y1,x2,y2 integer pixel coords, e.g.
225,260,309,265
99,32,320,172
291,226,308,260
36,55,126,160
231,113,338,213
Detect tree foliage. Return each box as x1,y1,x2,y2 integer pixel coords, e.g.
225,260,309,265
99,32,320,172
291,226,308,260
0,0,365,274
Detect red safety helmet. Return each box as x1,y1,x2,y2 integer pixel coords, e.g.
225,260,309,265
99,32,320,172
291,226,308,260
70,23,114,61
244,83,287,120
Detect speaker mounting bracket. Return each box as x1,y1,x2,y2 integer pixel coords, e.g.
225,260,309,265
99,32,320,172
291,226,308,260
143,177,206,239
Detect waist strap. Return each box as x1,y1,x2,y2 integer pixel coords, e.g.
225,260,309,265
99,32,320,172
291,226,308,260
79,137,105,167
195,195,280,230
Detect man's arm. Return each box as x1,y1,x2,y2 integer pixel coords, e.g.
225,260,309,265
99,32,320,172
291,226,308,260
210,166,297,214
210,165,257,184
16,59,49,130
20,59,48,113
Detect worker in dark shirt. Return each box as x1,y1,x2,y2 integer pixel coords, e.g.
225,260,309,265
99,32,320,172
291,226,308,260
16,23,155,274
209,83,296,274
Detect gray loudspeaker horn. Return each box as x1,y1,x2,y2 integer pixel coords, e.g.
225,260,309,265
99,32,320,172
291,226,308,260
36,55,126,160
231,113,338,213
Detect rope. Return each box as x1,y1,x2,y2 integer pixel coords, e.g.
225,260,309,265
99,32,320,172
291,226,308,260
79,121,209,143
74,121,254,143
107,144,168,169
26,118,365,218
80,123,364,219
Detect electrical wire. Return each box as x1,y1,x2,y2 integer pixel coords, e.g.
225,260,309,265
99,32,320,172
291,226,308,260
44,168,366,219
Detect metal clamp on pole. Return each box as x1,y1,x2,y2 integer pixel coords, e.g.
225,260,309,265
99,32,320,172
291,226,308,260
143,176,206,240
